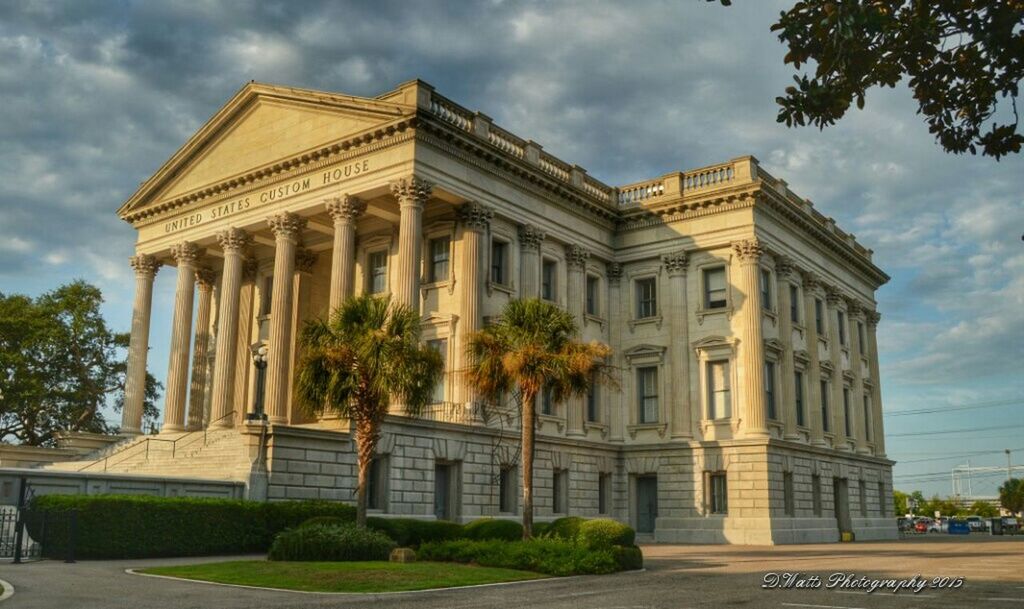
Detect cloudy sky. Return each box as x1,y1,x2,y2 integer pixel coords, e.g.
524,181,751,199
1,0,1021,496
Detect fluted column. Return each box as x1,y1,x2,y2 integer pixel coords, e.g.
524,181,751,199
802,272,827,447
162,241,202,432
825,286,848,450
121,254,161,435
607,263,625,442
732,238,768,438
775,256,799,440
187,268,215,430
663,251,692,438
565,244,590,436
326,195,366,311
209,228,251,428
265,212,306,425
866,311,886,456
518,224,545,298
847,300,869,454
390,176,431,310
456,202,492,408
233,258,259,420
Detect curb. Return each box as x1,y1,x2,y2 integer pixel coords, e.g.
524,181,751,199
0,578,15,603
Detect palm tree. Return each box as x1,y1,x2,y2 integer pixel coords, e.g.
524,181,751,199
294,294,443,527
467,298,614,538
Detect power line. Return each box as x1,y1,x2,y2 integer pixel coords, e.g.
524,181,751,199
885,398,1024,417
893,447,1024,464
888,423,1024,438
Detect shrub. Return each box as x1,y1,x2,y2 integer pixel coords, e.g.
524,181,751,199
299,516,349,529
268,523,395,561
532,522,552,537
547,516,586,540
462,518,523,541
366,517,464,547
612,545,644,571
27,494,355,559
417,538,621,576
578,518,635,549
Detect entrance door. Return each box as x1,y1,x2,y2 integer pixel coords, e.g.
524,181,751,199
434,464,450,520
636,475,658,534
833,477,851,534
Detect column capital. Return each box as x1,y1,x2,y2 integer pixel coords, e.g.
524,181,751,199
390,175,432,207
295,247,318,273
195,267,216,288
731,237,764,264
606,261,623,285
267,211,307,240
170,241,203,266
518,224,546,251
774,254,796,278
325,195,367,223
865,310,881,327
801,270,821,291
129,253,161,278
846,298,865,318
825,285,844,306
216,227,252,253
661,250,689,276
565,244,590,270
457,201,493,232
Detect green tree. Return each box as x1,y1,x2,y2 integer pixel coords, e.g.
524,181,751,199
710,1,1024,158
293,294,443,527
893,490,909,515
969,500,999,518
0,281,161,445
467,299,614,538
999,478,1024,515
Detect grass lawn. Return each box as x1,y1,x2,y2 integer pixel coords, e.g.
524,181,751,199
141,560,547,593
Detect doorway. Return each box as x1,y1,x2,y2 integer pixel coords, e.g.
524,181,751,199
434,461,460,521
636,475,658,534
833,477,851,534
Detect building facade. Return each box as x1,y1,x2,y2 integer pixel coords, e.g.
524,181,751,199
73,80,896,543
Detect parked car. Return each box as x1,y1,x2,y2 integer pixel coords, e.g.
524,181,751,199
1002,517,1020,534
928,517,949,533
965,516,987,532
897,517,913,532
914,517,932,533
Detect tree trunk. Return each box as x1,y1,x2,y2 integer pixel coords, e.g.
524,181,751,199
521,388,536,539
353,413,380,528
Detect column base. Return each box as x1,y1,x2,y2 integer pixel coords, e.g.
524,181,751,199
783,433,802,441
855,446,872,456
161,424,186,434
810,439,830,448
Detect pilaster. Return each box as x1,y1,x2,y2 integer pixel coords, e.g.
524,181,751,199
662,251,692,438
775,255,799,440
565,244,590,437
518,224,545,298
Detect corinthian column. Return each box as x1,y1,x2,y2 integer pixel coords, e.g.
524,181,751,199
565,244,590,436
455,202,492,409
775,256,799,440
209,228,251,428
162,241,202,432
390,176,432,311
265,212,307,425
121,254,160,435
732,238,769,438
326,195,366,311
866,310,886,456
825,286,849,450
518,224,545,298
233,258,259,420
187,268,215,430
802,272,827,447
663,251,692,438
607,263,624,442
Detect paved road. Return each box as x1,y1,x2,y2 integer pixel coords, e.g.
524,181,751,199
1,536,1022,609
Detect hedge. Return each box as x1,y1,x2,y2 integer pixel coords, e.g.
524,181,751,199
269,523,395,561
27,494,356,559
462,518,523,541
546,516,586,540
578,518,635,549
365,517,464,547
417,538,629,576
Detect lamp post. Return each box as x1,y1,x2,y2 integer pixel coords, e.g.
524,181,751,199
248,342,269,422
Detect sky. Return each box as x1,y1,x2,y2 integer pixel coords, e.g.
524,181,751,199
0,0,1021,498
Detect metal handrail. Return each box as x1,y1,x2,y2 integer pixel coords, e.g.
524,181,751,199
169,410,237,457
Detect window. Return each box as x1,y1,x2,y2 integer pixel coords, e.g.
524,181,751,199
814,298,825,334
877,481,887,516
811,475,822,516
368,251,388,294
586,275,599,316
491,240,507,285
708,472,728,514
704,267,727,309
863,396,872,442
499,466,516,513
838,310,847,346
598,473,611,514
859,480,868,516
857,321,866,354
760,268,772,310
707,361,731,419
820,380,831,432
789,284,800,323
635,277,657,318
794,371,806,427
259,276,273,316
586,375,599,423
541,386,554,416
765,361,777,420
552,469,568,514
541,259,557,301
783,472,795,516
427,339,447,403
367,457,388,510
428,237,450,282
637,366,659,423
842,387,851,437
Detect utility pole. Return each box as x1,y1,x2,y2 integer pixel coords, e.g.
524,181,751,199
1008,449,1013,483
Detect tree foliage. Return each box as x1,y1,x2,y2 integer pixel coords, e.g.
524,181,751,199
293,294,443,527
999,478,1024,514
969,500,999,518
711,1,1024,158
467,299,615,538
0,281,161,445
893,489,909,515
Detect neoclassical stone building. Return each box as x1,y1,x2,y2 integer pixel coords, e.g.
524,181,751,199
55,80,896,544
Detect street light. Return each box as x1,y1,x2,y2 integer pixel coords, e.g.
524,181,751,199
247,342,269,422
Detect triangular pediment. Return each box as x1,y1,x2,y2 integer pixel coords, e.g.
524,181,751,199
119,82,414,218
